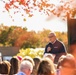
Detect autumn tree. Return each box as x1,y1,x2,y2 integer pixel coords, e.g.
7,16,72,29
0,25,68,49
38,29,51,47
55,31,68,50
1,0,76,21
0,25,27,47
8,26,27,47
0,25,10,46
21,31,41,49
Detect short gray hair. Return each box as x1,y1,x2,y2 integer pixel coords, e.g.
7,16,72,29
49,32,56,36
20,60,33,72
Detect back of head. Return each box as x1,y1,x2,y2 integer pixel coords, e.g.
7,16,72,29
33,57,41,66
37,58,56,75
20,60,33,73
57,54,76,75
32,57,41,75
57,54,76,69
65,54,76,68
23,56,34,67
1,61,11,74
10,57,19,74
43,53,55,62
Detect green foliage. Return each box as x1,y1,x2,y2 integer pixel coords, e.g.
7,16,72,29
0,29,10,45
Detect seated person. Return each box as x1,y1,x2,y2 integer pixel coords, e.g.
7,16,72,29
37,58,56,75
57,54,76,75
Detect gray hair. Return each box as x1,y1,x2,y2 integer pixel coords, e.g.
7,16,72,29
20,60,33,73
49,32,56,37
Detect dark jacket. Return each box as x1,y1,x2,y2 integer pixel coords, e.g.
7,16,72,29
44,40,67,64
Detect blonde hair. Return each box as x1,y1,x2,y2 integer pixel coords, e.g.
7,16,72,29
22,56,34,66
0,61,11,75
43,53,54,62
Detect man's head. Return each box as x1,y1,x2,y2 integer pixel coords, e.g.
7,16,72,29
48,32,56,43
20,60,33,75
57,54,76,75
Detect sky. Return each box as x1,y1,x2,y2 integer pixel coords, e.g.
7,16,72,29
0,0,68,33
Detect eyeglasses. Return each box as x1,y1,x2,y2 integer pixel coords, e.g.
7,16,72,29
48,36,54,38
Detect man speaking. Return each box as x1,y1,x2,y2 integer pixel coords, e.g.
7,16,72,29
44,32,67,64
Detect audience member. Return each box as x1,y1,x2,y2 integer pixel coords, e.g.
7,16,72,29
9,57,19,75
43,53,55,62
57,54,76,75
0,61,11,75
22,56,34,67
32,57,41,75
17,60,33,75
37,58,56,75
